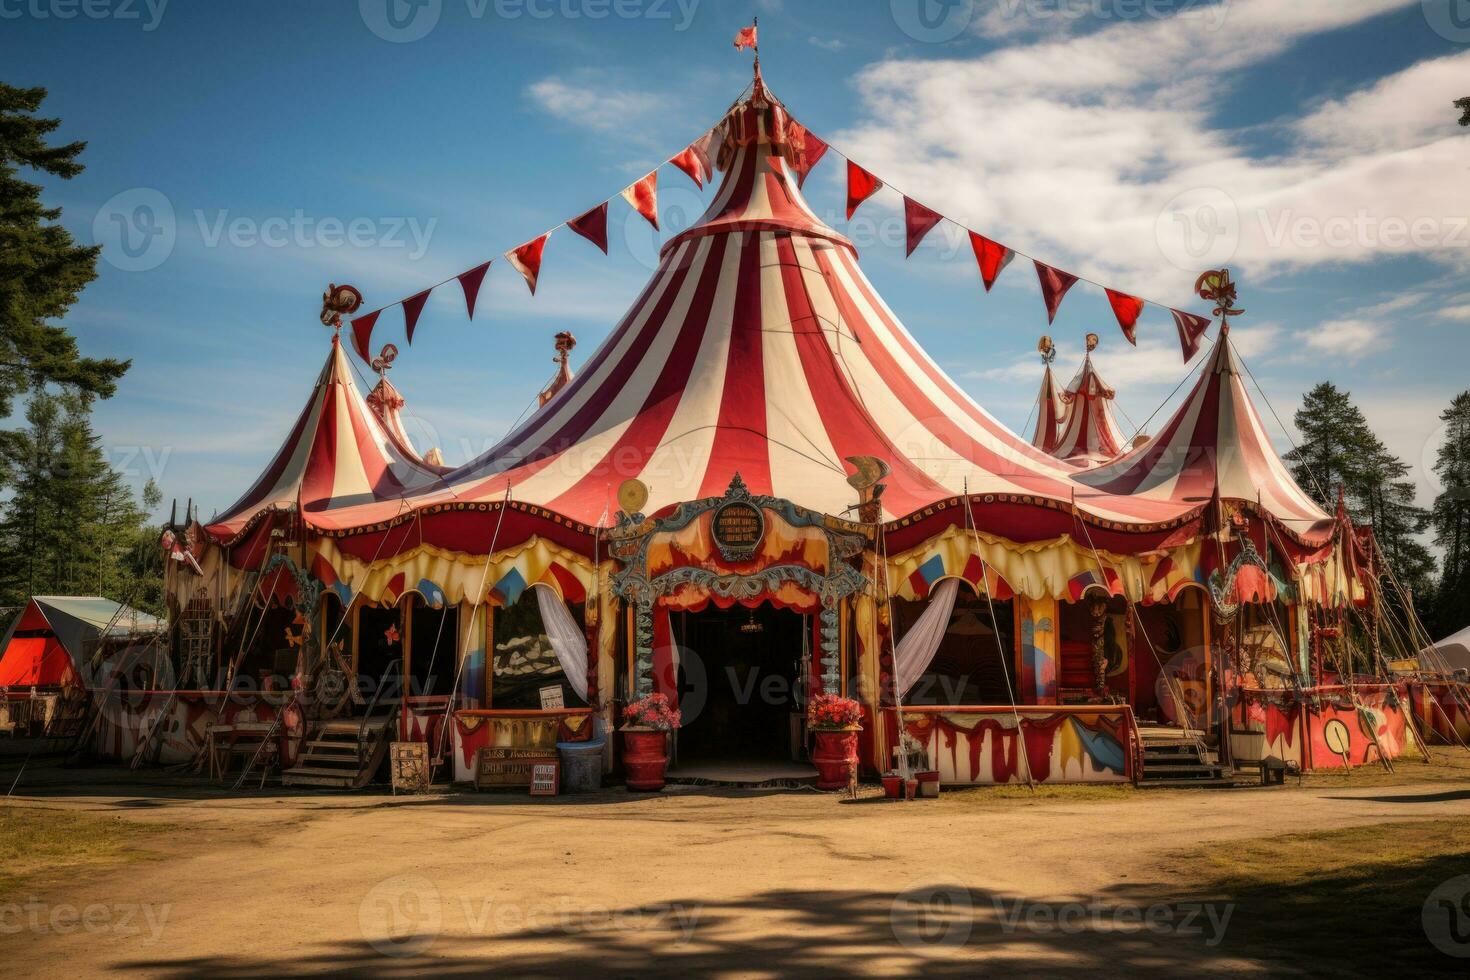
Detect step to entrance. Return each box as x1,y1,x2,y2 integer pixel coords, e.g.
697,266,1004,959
664,761,819,789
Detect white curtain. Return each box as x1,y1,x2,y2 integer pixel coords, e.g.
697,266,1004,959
534,584,588,701
894,578,960,699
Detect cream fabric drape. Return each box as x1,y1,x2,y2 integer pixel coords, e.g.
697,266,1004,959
895,578,960,698
534,584,588,701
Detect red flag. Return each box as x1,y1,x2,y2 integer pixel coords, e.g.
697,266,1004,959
792,129,828,188
350,310,380,363
669,146,705,189
733,25,757,50
621,171,659,230
458,261,491,320
968,232,1014,292
903,197,943,256
1105,288,1145,345
846,161,882,220
1034,260,1079,324
1171,308,1212,361
506,232,550,295
402,289,432,344
566,202,609,253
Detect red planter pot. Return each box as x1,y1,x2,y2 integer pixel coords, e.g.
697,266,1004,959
621,729,669,792
811,727,860,791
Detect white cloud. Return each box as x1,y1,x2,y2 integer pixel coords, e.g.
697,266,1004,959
1437,304,1470,322
1302,318,1380,359
831,0,1466,301
527,76,662,134
808,36,845,51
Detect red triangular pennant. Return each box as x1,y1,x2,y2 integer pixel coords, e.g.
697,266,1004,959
968,232,1014,292
1171,308,1212,361
669,146,705,189
402,289,432,344
845,160,882,220
1034,260,1079,324
903,197,943,256
621,171,659,230
350,310,380,362
506,232,551,295
1105,288,1145,345
458,261,491,321
566,202,609,254
793,131,828,188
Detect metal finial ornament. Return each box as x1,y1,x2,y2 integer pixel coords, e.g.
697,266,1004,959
1085,332,1100,353
1037,335,1056,365
553,330,577,363
320,283,363,333
1195,268,1244,320
371,343,399,377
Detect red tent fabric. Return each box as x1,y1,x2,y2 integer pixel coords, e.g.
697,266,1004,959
1053,353,1127,466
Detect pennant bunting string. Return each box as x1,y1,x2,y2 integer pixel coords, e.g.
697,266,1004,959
506,232,551,295
845,160,882,220
1034,260,1080,325
458,261,492,321
350,310,380,363
567,202,610,254
621,172,659,230
1104,288,1145,345
402,289,432,344
903,197,944,256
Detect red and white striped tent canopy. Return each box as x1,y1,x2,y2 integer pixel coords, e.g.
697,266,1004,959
1053,352,1127,467
205,337,444,544
214,79,1333,556
1029,363,1064,456
1077,328,1333,541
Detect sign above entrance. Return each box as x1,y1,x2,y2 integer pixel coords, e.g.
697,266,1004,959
712,500,765,561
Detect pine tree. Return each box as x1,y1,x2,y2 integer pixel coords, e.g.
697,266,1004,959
1431,392,1470,633
0,84,129,448
1285,381,1434,622
0,392,159,610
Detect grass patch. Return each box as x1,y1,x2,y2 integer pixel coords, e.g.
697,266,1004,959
1166,817,1470,972
0,805,173,895
1297,744,1470,789
940,782,1140,805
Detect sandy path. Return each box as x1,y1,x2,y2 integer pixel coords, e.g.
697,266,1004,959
3,775,1466,977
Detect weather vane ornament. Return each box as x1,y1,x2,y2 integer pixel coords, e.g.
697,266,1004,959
320,283,363,334
1195,268,1244,325
1085,331,1100,353
371,343,398,377
1037,334,1056,365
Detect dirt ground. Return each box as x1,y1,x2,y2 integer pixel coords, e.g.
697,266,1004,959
2,753,1469,978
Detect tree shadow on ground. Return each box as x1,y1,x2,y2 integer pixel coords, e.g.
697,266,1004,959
107,864,1464,979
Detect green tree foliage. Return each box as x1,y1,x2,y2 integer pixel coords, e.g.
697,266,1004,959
1430,392,1470,633
0,391,162,613
1458,97,1470,127
0,83,129,429
1284,381,1434,625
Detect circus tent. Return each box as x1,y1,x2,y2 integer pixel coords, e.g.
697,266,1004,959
1077,327,1333,542
1029,358,1063,455
1052,343,1127,467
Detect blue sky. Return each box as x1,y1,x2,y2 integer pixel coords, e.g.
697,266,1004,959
2,0,1466,522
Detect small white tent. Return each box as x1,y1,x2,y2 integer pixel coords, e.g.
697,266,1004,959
1421,625,1470,674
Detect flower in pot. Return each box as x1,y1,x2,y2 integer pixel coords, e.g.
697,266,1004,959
807,693,862,791
620,693,680,792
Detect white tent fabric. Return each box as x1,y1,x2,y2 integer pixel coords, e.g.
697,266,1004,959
1422,625,1470,674
895,578,961,698
534,584,588,701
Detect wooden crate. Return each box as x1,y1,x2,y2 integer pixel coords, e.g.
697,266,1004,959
473,745,559,790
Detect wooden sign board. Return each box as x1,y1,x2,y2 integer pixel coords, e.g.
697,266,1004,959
539,684,565,710
474,745,559,789
389,741,430,795
712,500,764,561
530,761,560,796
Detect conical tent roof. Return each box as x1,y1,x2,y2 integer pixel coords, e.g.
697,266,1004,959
314,82,1193,537
1053,352,1126,466
1077,329,1333,541
1030,364,1063,454
366,374,451,475
206,336,443,543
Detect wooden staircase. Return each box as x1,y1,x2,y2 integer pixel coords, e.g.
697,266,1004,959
1136,727,1233,787
281,660,400,790
280,716,394,789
